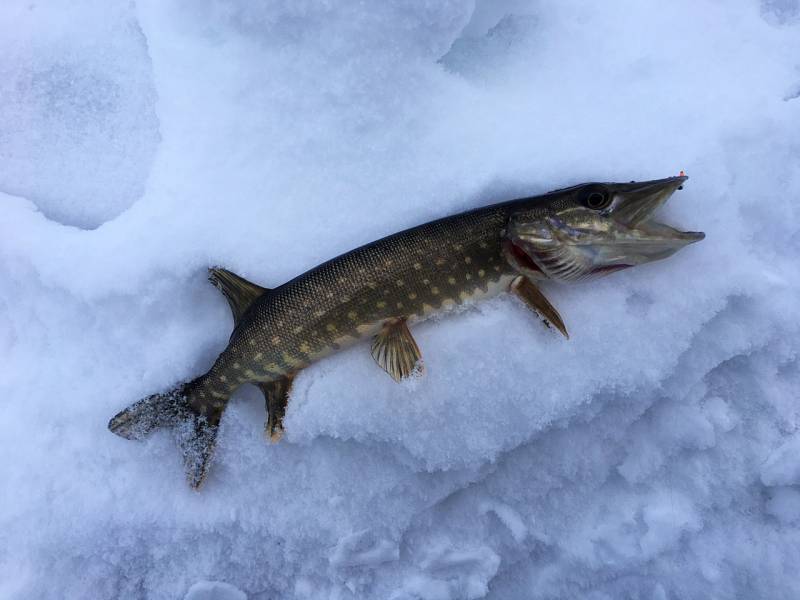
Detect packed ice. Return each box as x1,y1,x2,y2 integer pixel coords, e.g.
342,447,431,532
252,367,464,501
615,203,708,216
1,0,799,598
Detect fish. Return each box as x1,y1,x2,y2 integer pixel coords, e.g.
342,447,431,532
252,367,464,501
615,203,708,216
109,175,704,488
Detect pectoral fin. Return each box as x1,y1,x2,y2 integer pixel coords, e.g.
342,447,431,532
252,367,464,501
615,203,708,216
371,318,423,382
510,275,569,339
258,374,295,442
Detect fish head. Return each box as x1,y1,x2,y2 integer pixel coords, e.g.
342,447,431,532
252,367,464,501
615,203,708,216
503,176,705,283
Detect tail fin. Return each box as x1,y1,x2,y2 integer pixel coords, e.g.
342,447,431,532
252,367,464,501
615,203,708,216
108,380,223,489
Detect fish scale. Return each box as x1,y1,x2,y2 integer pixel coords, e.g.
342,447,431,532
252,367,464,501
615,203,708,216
108,175,703,488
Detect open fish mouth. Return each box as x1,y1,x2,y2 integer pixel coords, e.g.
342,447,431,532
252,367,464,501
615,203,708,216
612,176,690,225
613,175,702,231
606,176,705,252
505,175,705,282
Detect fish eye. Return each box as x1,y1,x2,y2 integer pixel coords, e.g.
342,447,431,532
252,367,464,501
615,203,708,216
581,186,612,210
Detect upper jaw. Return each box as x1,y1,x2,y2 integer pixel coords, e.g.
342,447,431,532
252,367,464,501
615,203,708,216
610,175,704,245
611,176,688,227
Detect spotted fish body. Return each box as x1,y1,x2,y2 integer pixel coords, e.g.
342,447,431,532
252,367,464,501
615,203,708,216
109,176,703,488
199,205,515,401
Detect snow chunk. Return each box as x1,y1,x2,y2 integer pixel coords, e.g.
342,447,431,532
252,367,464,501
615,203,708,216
761,435,800,487
478,499,528,544
184,581,246,600
0,0,159,228
618,400,716,484
418,542,501,600
640,493,703,557
329,529,399,568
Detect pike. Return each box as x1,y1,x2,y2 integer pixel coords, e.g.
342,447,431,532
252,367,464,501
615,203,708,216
109,175,704,488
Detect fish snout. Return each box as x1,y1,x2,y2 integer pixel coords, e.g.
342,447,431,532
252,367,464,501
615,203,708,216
609,176,689,227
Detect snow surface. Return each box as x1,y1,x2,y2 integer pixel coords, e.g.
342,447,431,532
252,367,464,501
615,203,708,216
1,0,799,598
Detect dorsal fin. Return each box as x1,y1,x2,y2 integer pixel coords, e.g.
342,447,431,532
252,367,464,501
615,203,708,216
208,267,269,324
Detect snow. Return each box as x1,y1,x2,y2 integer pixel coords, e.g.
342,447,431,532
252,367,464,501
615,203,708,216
762,435,800,487
1,0,799,598
184,581,246,600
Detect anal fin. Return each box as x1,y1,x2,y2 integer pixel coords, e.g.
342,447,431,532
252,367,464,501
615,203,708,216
510,275,569,339
371,318,423,382
258,374,295,442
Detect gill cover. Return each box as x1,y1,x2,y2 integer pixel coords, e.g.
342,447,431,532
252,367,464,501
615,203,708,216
506,214,596,282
